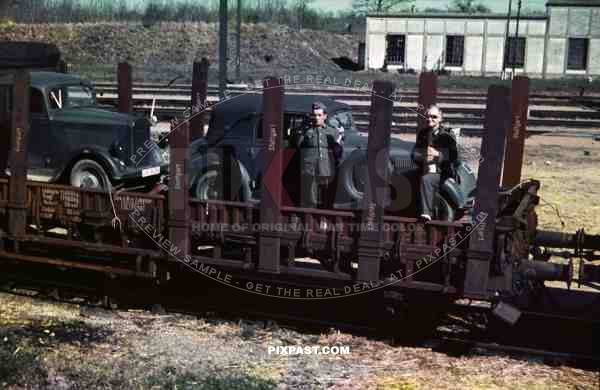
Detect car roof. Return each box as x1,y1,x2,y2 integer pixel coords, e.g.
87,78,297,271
212,92,350,119
30,71,91,89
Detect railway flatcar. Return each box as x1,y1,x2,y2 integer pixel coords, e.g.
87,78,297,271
1,44,599,348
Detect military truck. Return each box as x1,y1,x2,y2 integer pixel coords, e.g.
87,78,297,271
0,41,167,191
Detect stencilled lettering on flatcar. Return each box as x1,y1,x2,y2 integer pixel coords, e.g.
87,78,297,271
40,188,82,221
115,195,154,211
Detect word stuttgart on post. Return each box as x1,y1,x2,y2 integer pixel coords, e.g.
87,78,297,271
129,208,233,283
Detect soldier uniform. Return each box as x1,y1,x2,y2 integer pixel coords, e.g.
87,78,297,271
296,120,342,208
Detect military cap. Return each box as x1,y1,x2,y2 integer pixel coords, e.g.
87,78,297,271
312,101,327,113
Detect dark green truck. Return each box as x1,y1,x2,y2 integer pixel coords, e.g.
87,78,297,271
0,42,167,191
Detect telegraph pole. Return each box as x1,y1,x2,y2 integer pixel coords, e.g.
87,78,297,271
502,0,513,79
219,0,228,100
513,0,522,75
236,0,242,81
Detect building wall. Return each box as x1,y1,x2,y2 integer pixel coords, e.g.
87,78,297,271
365,5,600,78
544,6,600,77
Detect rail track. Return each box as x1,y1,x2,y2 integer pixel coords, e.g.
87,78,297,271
93,82,600,138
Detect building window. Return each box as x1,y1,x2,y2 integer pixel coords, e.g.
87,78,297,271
386,35,405,65
445,35,464,67
505,37,526,68
567,38,588,70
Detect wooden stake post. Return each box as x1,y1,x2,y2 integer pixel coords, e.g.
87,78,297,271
117,62,132,114
191,59,209,140
7,69,29,237
464,86,511,299
417,72,438,130
168,120,191,259
258,77,284,273
502,76,530,188
357,80,394,282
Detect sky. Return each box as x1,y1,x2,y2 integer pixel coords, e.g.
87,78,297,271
313,0,548,13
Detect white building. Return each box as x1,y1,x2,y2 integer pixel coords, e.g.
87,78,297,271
364,0,600,77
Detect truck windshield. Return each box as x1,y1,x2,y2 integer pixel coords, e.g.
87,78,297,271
48,84,95,109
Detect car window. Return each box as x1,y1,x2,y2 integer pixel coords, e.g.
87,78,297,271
29,88,46,114
48,84,95,109
255,113,307,144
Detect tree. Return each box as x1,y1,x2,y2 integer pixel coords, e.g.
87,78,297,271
449,0,491,13
352,0,413,15
294,0,314,28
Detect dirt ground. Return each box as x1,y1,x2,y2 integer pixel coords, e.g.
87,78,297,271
1,135,599,389
0,292,598,390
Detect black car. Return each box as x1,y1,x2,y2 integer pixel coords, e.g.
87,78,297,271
189,93,476,220
0,70,167,191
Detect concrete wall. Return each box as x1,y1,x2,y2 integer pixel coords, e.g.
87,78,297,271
365,6,600,78
544,6,600,77
366,16,549,76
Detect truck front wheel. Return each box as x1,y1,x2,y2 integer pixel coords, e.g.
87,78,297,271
69,159,110,191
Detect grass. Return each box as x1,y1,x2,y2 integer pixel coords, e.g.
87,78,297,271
521,136,600,234
144,367,278,390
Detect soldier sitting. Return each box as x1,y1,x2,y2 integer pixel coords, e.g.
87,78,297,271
411,105,459,221
296,101,343,208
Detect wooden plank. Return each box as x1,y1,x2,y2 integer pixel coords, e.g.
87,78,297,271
258,77,284,273
357,80,394,282
464,85,511,299
502,76,530,188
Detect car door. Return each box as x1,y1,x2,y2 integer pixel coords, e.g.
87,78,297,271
222,114,258,191
27,87,55,180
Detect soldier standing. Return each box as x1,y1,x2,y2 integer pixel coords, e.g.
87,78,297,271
296,101,342,208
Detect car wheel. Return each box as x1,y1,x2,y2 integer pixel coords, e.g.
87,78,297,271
194,168,223,201
342,158,392,206
69,159,110,190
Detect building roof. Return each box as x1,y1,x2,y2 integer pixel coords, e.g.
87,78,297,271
546,0,600,6
366,12,547,20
